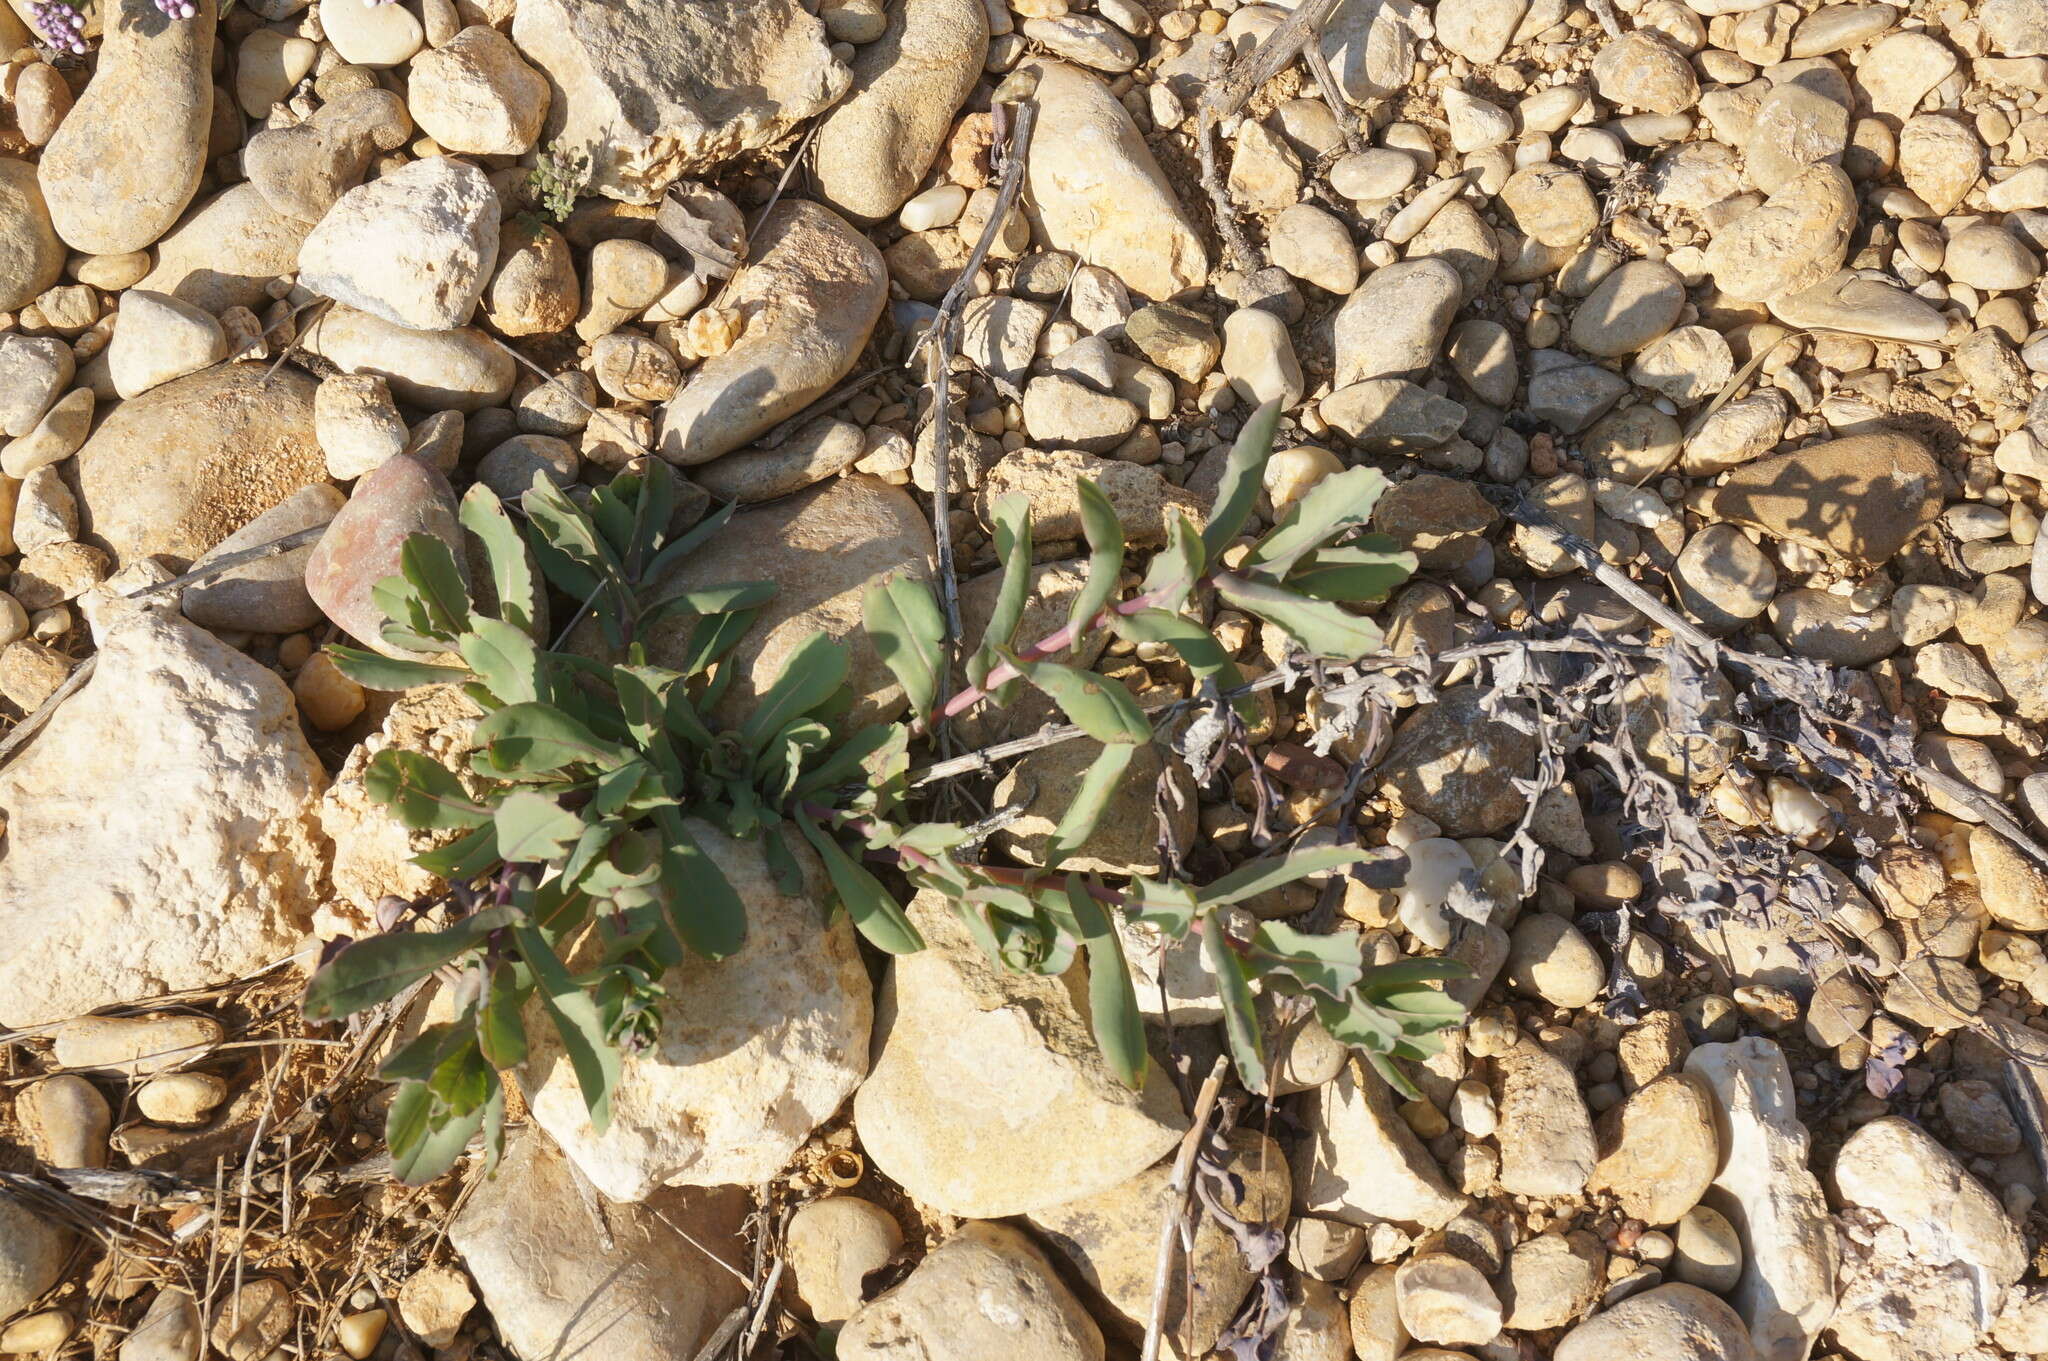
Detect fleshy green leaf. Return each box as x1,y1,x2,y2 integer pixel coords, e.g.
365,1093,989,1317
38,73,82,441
658,817,748,959
1140,512,1206,613
371,576,448,654
1065,877,1145,1089
473,703,629,775
672,608,759,679
459,619,542,706
1010,655,1152,744
1361,958,1470,989
524,475,627,605
613,665,681,780
1124,878,1198,936
1286,541,1417,604
385,1078,486,1185
1046,742,1135,869
512,922,621,1133
640,497,740,584
379,1020,467,1083
1199,398,1282,570
1204,923,1269,1095
1196,845,1368,907
327,645,469,692
796,818,924,955
863,574,947,721
460,484,542,638
303,907,517,1020
790,723,902,801
412,823,501,880
1212,573,1385,661
1248,920,1366,998
971,493,1034,689
493,791,584,864
1112,608,1253,720
638,579,778,631
401,535,474,638
1068,479,1125,639
1246,466,1392,576
479,963,530,1068
363,749,491,831
740,633,850,754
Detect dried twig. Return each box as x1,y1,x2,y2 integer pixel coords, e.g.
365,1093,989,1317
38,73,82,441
1139,1056,1229,1361
0,655,92,769
1192,0,1345,270
1301,38,1363,154
911,95,1041,686
1194,45,1261,272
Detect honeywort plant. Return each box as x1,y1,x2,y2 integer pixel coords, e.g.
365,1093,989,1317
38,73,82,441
304,401,1468,1182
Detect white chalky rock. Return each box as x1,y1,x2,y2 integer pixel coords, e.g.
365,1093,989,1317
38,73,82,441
297,157,500,330
1684,1039,1838,1361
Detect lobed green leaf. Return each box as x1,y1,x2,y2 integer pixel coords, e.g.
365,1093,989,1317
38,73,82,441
460,485,543,638
863,574,948,721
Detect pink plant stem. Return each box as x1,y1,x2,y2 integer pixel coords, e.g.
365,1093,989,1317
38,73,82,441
929,581,1186,727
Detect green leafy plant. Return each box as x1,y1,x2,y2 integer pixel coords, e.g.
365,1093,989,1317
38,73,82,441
524,142,591,224
306,401,1462,1183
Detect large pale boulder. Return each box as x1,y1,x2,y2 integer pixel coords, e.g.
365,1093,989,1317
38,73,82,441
1588,1074,1720,1225
1684,1039,1838,1361
521,822,872,1201
38,0,214,254
1019,60,1207,300
599,472,932,726
1291,1060,1468,1231
813,0,987,222
317,686,483,936
1496,1037,1598,1198
1554,1284,1757,1361
511,0,850,203
853,892,1186,1217
449,1132,750,1361
297,158,500,331
73,363,326,567
0,1198,68,1320
656,200,886,466
304,453,464,659
837,1222,1104,1361
1830,1115,2024,1361
1701,431,1941,567
0,611,327,1027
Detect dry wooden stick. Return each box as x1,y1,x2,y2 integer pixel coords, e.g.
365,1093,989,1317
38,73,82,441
1193,0,1346,270
1194,42,1262,272
914,95,1041,677
1139,1056,1230,1361
1203,0,1345,121
1301,39,1364,154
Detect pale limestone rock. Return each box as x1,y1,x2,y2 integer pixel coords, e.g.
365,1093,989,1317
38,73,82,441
0,611,326,1027
512,0,850,203
449,1132,750,1361
853,892,1186,1217
1019,59,1207,300
1684,1039,1838,1361
522,823,871,1201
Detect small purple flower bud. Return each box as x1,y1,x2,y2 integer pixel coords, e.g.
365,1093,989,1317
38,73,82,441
154,0,198,16
30,1,88,55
